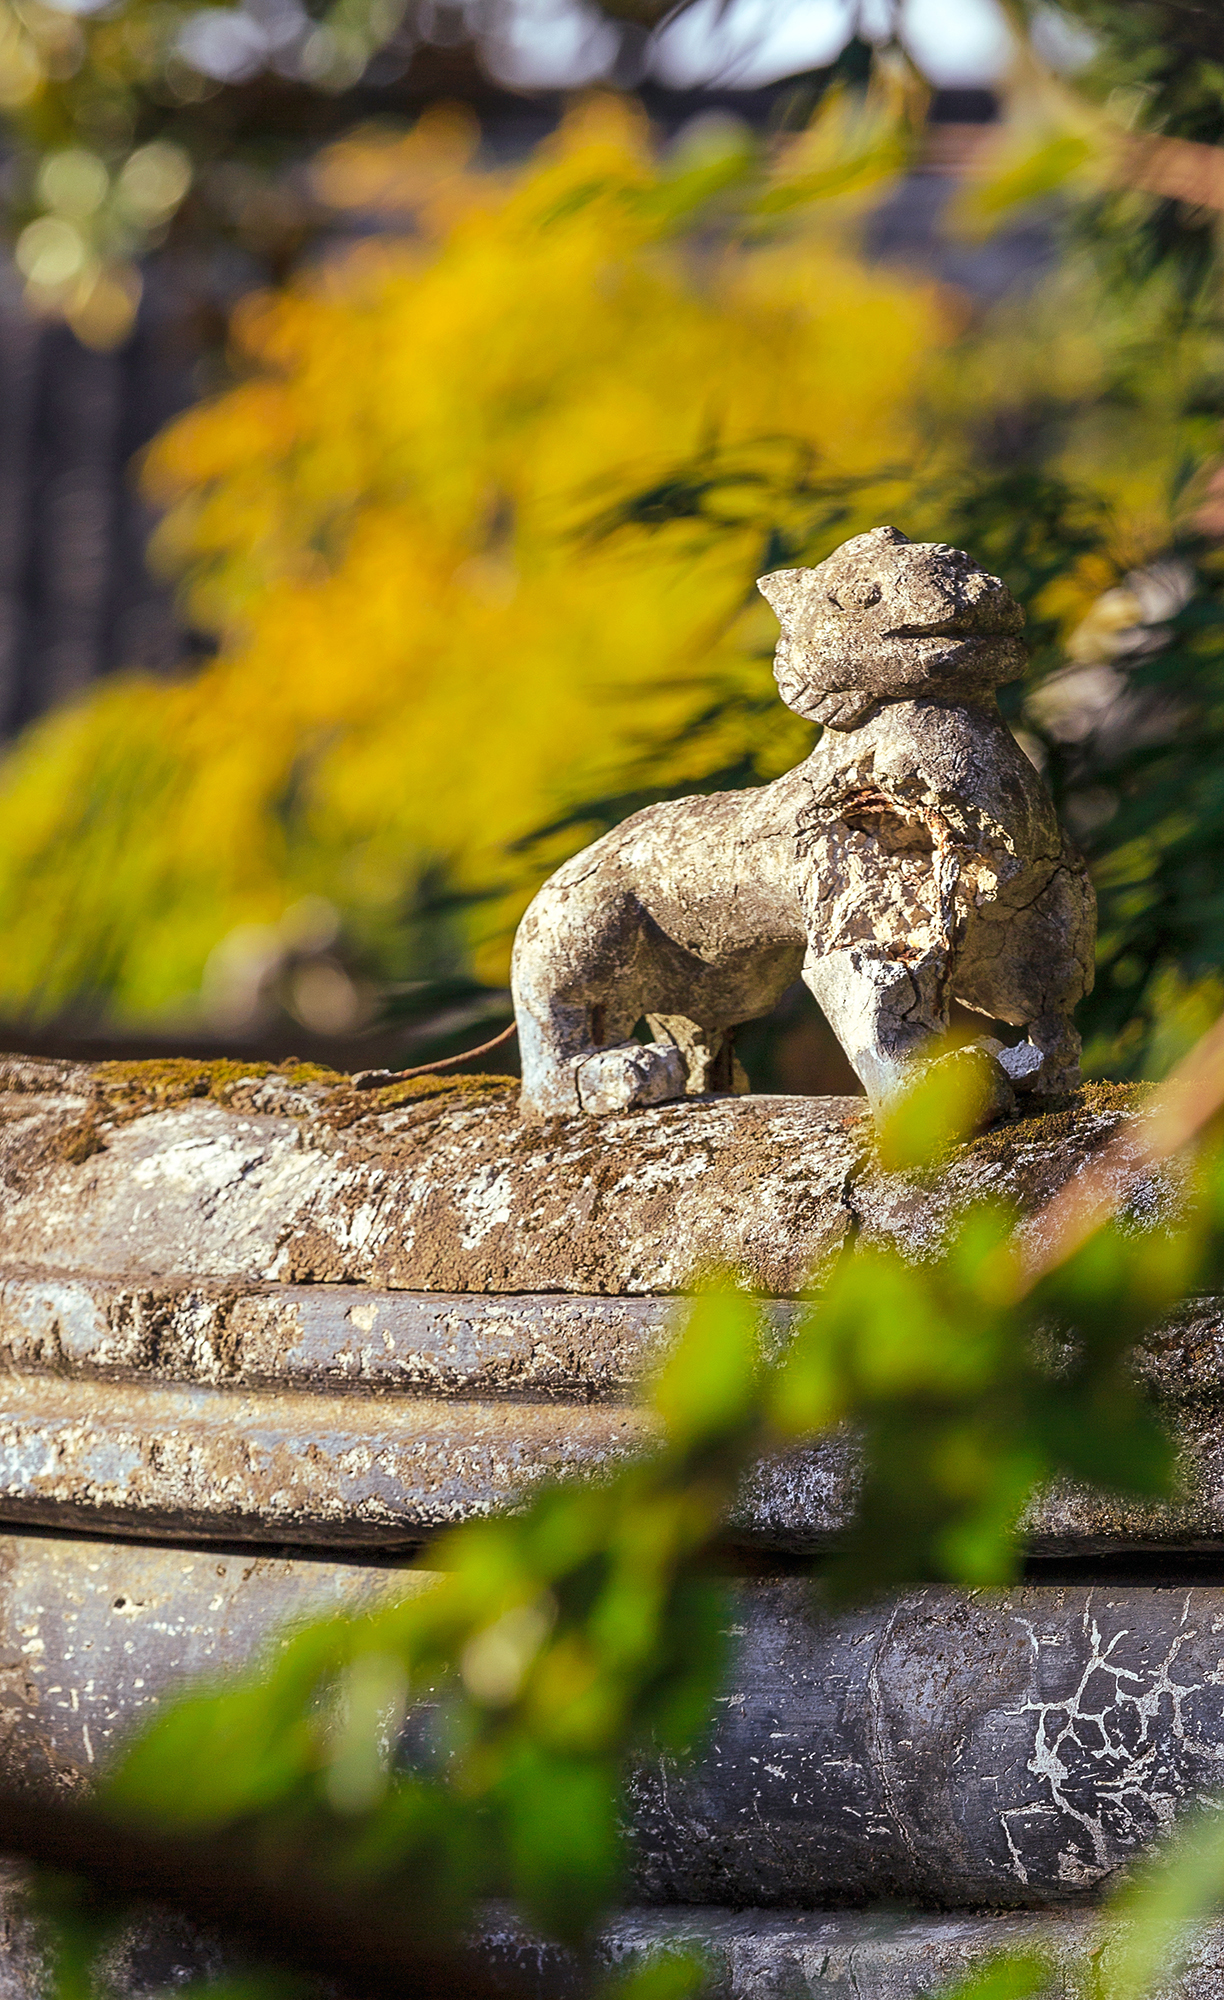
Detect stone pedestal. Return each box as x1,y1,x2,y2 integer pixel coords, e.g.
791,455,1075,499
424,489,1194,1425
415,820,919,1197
0,1059,1216,1995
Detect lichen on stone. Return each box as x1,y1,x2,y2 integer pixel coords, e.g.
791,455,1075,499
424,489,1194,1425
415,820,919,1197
961,1080,1149,1169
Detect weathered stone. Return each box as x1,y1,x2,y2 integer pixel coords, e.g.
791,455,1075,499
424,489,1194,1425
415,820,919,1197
0,1053,1214,1987
6,1894,1224,2000
573,1041,688,1116
0,1275,676,1398
0,1534,415,1791
853,1083,1188,1268
0,1068,867,1295
2,1892,1224,2000
0,1373,651,1545
0,1063,1199,1549
0,1062,1165,1296
479,1906,1224,2000
512,527,1095,1117
626,1580,1224,1906
0,1270,1219,1551
3,1540,1224,1915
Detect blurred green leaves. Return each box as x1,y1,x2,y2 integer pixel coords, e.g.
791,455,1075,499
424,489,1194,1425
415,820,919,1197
934,1955,1053,2000
651,1286,763,1449
874,1041,1009,1171
102,1290,766,1952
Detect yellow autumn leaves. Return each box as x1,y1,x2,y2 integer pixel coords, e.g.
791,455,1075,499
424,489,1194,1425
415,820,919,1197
0,94,950,1019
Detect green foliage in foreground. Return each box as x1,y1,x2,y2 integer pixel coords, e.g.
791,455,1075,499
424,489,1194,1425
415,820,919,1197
26,1061,1224,2000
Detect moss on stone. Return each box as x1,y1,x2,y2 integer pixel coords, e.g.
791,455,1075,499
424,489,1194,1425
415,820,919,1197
960,1079,1149,1170
376,1073,517,1108
50,1114,107,1164
90,1057,345,1116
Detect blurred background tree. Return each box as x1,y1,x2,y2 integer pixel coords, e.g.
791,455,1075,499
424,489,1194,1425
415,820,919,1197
0,0,1222,1080
0,88,946,1031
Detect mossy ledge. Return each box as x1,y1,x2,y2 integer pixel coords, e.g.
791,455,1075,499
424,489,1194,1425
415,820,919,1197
87,1058,515,1117
0,1058,1171,1297
23,1055,516,1164
963,1079,1149,1169
91,1057,343,1108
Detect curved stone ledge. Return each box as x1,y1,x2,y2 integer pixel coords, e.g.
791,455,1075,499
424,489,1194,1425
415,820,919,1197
481,1906,1224,2000
2,1536,1224,1911
0,1061,1196,1554
0,1274,1220,1551
1,1897,1222,2000
0,1062,1164,1296
0,1060,1215,1961
0,1274,681,1399
0,1375,651,1547
0,1362,1217,1554
0,1269,1216,1551
0,1271,1217,1410
0,1070,861,1295
0,1534,416,1791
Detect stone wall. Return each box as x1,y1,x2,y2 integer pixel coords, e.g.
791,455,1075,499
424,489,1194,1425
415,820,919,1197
0,1058,1217,1996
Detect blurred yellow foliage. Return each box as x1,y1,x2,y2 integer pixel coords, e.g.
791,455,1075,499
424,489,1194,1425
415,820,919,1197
0,94,950,1020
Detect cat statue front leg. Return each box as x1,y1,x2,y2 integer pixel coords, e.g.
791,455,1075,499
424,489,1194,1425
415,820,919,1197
512,936,686,1119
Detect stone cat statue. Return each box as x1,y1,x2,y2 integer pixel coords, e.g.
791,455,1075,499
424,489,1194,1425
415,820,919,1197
511,525,1095,1119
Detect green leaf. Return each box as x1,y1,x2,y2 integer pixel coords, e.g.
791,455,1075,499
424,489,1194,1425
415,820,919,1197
1096,1809,1224,2000
651,1286,765,1449
875,1045,1003,1172
932,1951,1052,2000
603,1946,713,2000
500,1749,624,1943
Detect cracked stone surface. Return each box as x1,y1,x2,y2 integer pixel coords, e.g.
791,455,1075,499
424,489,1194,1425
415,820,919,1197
3,1540,1224,1915
512,528,1095,1118
626,1580,1224,1906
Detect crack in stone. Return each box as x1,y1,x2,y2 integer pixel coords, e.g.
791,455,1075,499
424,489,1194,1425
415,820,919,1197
1006,1599,1208,1879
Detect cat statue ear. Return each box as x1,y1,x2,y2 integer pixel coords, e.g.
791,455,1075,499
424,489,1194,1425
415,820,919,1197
759,530,913,630
756,568,807,623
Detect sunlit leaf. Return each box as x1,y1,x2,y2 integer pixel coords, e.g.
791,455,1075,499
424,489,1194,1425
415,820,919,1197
651,1286,764,1448
875,1044,1005,1172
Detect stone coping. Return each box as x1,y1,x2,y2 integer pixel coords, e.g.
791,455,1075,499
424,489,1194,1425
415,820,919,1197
0,1269,1213,1551
480,1906,1224,2000
0,1270,1220,1405
0,1897,1219,2000
0,1060,1205,1551
0,1059,1161,1296
0,1348,1213,1552
0,1274,681,1398
0,1372,651,1546
0,1062,1217,1977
